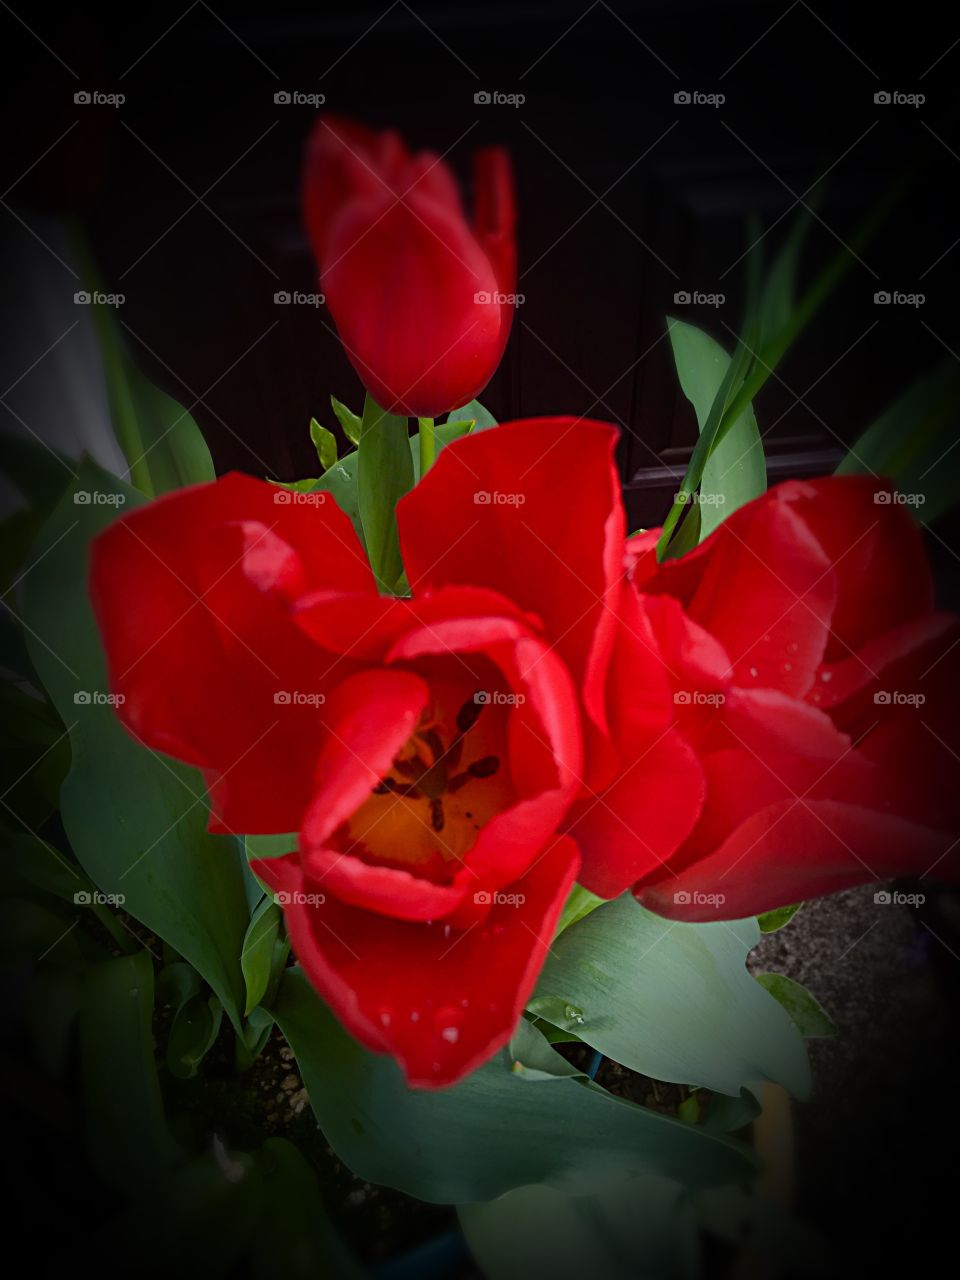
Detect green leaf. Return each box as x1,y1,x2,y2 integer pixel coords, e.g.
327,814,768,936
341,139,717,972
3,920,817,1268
251,1139,363,1279
241,898,282,1015
357,394,413,592
757,902,803,933
448,399,498,430
667,318,766,539
529,895,810,1099
270,969,756,1203
755,973,837,1038
71,232,214,497
79,950,182,1192
309,418,337,472
460,1176,700,1280
410,418,483,482
837,360,960,522
556,883,605,936
20,461,249,1031
330,395,362,445
659,192,899,558
0,431,74,511
168,992,223,1079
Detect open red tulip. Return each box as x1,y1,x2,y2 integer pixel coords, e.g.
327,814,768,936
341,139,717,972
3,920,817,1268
302,115,516,418
621,475,960,921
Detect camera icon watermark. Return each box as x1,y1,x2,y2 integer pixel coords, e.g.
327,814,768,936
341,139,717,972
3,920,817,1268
473,490,526,506
74,489,126,506
274,90,326,106
673,889,726,907
74,689,125,707
674,89,724,107
473,690,526,707
474,90,525,107
274,690,326,707
74,89,125,107
74,889,126,906
273,489,327,505
74,290,125,308
673,290,725,308
874,90,924,107
474,290,524,307
274,290,324,307
673,690,726,707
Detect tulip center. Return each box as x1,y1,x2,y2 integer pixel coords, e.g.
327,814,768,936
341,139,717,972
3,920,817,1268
335,676,514,882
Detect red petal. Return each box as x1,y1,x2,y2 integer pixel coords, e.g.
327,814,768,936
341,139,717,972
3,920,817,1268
398,418,624,757
90,472,373,833
636,801,958,921
254,837,580,1088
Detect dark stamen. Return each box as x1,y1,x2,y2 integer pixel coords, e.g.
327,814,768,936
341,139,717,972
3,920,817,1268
468,755,500,779
430,797,445,832
393,755,427,780
456,695,485,735
375,777,422,799
446,771,471,793
419,727,446,764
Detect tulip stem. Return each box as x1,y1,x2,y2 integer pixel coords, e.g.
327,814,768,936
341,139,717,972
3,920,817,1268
418,417,436,477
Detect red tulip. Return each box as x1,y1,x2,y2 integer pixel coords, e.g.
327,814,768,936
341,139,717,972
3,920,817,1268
302,116,516,417
89,420,632,1087
612,476,960,920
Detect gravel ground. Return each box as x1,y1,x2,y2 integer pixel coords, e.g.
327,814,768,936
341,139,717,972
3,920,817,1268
750,884,960,1273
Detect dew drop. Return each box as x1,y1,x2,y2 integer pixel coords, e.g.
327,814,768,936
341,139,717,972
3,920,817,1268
748,667,759,679
820,670,833,683
410,1011,420,1023
440,1026,459,1044
783,662,792,673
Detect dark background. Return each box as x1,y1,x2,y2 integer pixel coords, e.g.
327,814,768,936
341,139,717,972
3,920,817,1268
3,2,960,1276
5,1,960,531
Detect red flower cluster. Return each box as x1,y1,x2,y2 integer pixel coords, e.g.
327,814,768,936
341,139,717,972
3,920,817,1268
91,420,959,1087
302,117,516,418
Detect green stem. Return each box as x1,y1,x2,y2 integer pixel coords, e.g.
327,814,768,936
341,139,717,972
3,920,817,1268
418,417,436,477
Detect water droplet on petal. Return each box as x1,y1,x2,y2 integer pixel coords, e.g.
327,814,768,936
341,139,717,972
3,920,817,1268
440,1026,459,1044
820,670,833,683
749,667,759,679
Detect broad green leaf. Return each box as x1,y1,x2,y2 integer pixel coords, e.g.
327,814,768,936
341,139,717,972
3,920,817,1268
448,399,498,430
309,418,337,472
310,459,363,546
755,972,837,1038
357,394,413,592
20,461,249,1030
667,318,766,538
330,395,362,445
271,969,756,1203
507,1016,581,1081
79,950,182,1192
241,898,282,1014
251,1139,363,1279
460,1177,699,1280
530,895,810,1099
757,902,803,933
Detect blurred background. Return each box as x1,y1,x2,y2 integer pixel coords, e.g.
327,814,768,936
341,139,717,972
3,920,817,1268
2,2,960,1275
